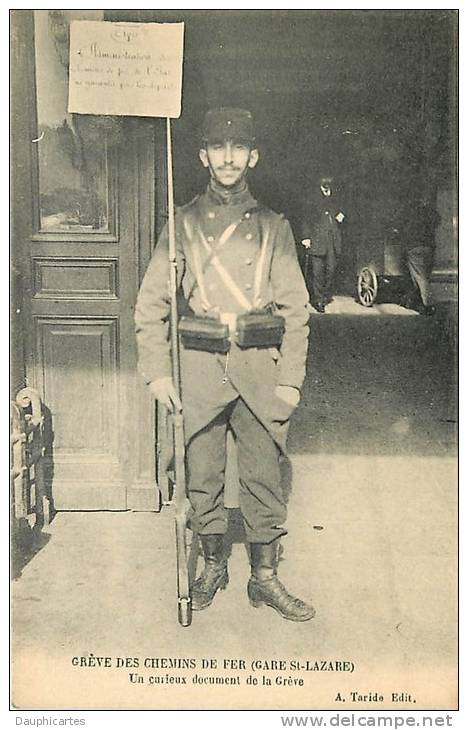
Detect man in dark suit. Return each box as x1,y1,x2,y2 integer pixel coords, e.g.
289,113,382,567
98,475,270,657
135,108,315,621
300,175,345,312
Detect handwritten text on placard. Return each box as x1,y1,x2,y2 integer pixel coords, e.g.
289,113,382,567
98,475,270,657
68,21,184,118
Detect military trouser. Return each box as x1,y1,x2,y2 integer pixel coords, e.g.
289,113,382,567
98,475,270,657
186,396,287,544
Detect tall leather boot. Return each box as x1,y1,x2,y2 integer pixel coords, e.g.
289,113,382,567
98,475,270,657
191,534,229,611
248,541,315,621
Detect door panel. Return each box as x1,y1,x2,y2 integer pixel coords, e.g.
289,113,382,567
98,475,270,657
35,317,124,509
32,257,119,300
36,319,119,455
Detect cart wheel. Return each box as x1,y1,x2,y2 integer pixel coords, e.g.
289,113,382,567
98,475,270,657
357,266,378,307
178,598,192,627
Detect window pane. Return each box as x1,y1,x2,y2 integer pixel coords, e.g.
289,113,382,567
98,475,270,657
34,10,111,233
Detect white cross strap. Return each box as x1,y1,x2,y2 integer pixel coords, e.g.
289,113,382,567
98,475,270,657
198,225,253,311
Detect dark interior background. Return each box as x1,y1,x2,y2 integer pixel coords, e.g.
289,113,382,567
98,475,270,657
107,10,456,286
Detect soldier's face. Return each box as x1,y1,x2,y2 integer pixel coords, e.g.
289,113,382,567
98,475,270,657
199,140,259,187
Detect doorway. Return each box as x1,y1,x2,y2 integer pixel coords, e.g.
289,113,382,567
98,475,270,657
11,10,164,510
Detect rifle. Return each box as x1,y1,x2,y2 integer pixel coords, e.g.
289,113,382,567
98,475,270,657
166,118,192,627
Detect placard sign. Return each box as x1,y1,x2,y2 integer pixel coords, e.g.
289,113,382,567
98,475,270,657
68,21,184,118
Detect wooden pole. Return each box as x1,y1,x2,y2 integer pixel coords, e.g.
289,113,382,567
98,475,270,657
166,117,191,627
166,117,181,398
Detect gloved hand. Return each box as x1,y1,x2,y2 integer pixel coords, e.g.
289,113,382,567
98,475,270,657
275,385,300,408
149,377,182,413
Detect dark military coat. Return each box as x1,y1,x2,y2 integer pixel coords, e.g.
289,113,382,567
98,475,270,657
135,182,310,452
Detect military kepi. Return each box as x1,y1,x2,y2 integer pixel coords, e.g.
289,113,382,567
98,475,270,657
202,108,255,145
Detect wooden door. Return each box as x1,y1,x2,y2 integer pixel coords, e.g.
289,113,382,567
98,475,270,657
11,11,162,511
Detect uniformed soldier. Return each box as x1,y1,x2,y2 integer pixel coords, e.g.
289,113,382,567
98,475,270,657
135,108,315,621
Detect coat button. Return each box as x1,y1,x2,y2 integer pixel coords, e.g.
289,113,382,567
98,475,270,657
208,211,215,219
245,283,252,290
245,233,253,240
207,235,214,242
244,212,251,219
245,258,253,265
